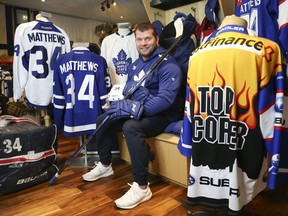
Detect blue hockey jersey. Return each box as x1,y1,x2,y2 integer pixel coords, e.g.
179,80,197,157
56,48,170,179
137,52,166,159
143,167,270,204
235,0,288,61
53,47,112,137
235,0,288,186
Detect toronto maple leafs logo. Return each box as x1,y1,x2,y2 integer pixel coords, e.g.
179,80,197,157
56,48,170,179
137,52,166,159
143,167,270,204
132,70,146,86
112,49,132,76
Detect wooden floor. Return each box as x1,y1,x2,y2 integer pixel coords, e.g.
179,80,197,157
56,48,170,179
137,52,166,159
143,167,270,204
1,135,288,216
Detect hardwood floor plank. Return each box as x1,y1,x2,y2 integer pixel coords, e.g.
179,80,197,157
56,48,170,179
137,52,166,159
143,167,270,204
51,194,113,216
1,135,288,216
0,186,81,216
13,204,61,216
128,197,181,215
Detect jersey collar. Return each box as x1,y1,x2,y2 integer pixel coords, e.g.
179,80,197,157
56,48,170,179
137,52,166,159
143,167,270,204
72,47,89,51
206,24,249,41
116,31,133,37
36,17,49,22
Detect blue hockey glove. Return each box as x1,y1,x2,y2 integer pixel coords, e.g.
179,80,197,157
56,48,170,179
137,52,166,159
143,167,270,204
106,100,144,120
122,81,150,103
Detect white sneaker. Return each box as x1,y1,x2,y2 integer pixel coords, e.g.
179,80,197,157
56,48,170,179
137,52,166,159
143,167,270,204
82,161,114,181
114,182,152,209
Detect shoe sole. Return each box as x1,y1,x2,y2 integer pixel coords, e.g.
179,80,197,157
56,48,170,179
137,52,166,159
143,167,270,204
82,170,114,182
115,191,153,209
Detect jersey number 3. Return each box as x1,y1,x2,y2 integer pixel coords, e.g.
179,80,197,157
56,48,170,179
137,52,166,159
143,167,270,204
15,45,61,79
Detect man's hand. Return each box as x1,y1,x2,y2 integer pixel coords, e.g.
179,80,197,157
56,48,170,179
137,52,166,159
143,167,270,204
103,99,110,111
122,81,150,103
106,100,143,120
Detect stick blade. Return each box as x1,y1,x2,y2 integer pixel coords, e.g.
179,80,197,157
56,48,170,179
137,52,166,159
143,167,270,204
48,173,59,186
174,17,184,38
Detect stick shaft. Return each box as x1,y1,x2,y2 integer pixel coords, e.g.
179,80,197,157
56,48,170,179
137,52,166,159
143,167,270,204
48,115,109,185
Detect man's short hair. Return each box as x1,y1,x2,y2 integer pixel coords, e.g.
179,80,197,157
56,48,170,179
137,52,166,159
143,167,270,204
134,22,158,37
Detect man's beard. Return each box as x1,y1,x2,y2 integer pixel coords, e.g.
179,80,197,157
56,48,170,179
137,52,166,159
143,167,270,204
140,46,157,59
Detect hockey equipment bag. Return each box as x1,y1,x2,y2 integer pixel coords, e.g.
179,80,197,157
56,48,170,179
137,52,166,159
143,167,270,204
0,119,58,195
0,94,8,115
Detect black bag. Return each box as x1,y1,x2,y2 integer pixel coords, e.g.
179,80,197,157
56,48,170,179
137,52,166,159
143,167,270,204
0,94,8,115
0,120,58,195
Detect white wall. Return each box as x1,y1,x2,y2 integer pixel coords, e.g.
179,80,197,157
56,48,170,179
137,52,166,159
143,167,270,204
49,13,105,46
0,4,106,56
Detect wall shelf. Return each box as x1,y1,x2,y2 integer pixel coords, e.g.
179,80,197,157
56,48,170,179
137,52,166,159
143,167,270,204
150,0,202,10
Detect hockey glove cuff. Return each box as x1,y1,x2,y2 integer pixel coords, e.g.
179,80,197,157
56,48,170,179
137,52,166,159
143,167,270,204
107,100,143,120
122,81,150,103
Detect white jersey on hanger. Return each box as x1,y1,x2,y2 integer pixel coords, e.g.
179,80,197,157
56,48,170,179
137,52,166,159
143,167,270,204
13,17,71,108
100,30,138,85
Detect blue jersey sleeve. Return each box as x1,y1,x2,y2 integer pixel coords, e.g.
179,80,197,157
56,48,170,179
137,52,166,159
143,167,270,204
178,85,193,157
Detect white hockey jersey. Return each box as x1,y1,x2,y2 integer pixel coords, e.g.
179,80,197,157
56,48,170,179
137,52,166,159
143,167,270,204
100,30,138,85
53,47,112,137
13,17,71,108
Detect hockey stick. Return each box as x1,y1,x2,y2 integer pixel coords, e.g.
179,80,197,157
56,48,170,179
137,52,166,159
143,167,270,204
48,18,184,186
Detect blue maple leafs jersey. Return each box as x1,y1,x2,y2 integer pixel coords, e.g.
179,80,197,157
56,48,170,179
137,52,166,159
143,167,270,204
53,47,112,137
178,25,286,213
235,0,288,61
13,17,71,107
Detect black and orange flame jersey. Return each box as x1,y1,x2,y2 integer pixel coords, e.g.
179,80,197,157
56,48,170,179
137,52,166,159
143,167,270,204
178,24,287,214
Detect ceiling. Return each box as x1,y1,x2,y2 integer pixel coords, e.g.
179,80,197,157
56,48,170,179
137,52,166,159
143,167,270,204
0,0,150,24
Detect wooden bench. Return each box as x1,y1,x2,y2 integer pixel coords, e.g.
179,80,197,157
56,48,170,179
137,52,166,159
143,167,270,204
118,133,189,187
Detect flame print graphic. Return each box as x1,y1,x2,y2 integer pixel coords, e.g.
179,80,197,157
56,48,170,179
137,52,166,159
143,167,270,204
191,64,258,129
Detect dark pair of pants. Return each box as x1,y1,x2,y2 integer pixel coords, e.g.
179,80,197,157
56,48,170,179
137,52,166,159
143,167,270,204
95,113,170,186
